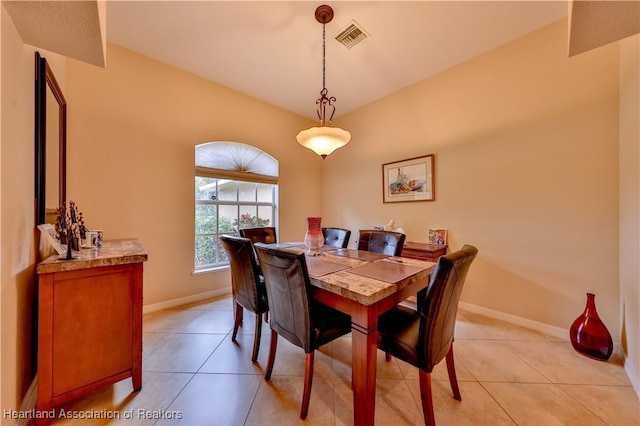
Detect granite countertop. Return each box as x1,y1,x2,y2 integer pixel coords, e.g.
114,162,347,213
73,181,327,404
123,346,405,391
37,239,148,274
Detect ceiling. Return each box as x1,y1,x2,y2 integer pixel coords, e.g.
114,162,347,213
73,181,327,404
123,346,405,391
106,1,568,121
3,0,106,66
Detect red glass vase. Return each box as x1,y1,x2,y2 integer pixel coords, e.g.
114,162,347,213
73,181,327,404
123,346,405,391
304,217,324,256
569,293,613,360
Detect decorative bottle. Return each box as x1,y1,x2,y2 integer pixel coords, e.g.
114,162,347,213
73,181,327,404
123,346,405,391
304,217,324,256
569,293,613,360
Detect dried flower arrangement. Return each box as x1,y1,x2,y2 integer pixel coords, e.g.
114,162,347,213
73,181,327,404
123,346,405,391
55,201,87,258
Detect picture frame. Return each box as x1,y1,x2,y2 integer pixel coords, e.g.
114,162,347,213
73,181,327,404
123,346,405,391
382,154,434,203
427,228,447,246
37,223,67,255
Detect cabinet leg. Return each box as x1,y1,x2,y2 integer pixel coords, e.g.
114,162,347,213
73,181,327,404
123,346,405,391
35,402,53,426
132,369,142,391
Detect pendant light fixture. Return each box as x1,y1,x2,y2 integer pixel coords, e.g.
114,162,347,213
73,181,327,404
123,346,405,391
296,5,351,159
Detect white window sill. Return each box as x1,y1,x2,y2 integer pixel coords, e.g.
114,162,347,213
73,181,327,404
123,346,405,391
192,265,229,275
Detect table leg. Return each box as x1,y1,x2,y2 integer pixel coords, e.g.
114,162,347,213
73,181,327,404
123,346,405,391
351,319,377,426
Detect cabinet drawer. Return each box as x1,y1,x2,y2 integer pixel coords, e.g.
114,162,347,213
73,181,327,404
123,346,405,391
402,242,447,261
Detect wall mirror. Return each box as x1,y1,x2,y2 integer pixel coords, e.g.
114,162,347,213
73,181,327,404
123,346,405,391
35,52,66,224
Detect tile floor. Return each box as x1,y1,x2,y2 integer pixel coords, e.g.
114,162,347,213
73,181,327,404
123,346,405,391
50,295,640,425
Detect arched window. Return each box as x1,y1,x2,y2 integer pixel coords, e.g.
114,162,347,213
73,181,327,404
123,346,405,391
194,141,279,271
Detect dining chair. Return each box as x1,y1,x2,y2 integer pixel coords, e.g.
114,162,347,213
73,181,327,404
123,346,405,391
377,244,478,426
239,226,277,244
238,227,277,324
356,229,406,256
253,243,352,420
219,235,269,362
321,227,351,248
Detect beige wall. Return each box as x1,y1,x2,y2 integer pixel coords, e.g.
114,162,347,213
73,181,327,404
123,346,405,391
325,20,621,337
65,43,320,306
619,34,640,395
2,6,37,412
0,6,66,413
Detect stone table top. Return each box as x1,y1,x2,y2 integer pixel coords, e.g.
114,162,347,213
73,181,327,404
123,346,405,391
259,243,436,306
309,252,435,306
37,239,148,274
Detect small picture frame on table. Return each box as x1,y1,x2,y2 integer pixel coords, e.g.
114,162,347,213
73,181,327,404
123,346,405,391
37,224,67,255
427,228,447,246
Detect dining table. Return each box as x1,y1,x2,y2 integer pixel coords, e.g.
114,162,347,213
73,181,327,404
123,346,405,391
266,243,437,426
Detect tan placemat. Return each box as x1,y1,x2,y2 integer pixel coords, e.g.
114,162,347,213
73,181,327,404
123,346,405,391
306,256,351,278
346,260,424,283
332,249,389,262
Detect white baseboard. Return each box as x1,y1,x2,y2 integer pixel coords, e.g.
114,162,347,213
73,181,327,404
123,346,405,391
458,301,569,340
142,288,231,314
624,357,640,401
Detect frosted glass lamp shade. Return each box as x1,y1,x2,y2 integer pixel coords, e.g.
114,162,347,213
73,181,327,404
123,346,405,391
296,126,351,159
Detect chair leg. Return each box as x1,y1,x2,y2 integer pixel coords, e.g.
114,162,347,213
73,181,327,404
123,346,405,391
264,329,278,380
300,351,314,420
264,311,269,323
232,302,243,342
251,313,263,363
445,345,461,401
418,369,436,426
385,352,392,362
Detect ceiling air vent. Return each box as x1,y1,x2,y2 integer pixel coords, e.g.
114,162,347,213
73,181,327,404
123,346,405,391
335,20,369,49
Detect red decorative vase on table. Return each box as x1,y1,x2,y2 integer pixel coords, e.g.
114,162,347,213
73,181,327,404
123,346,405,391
304,217,324,256
569,293,613,361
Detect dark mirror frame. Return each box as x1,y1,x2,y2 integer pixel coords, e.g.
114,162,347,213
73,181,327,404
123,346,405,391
35,52,66,225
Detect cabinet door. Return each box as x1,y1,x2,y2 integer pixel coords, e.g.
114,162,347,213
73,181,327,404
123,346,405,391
51,266,134,396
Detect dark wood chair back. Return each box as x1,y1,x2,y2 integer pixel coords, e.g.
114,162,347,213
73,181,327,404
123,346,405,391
356,230,406,256
239,227,277,244
322,227,351,248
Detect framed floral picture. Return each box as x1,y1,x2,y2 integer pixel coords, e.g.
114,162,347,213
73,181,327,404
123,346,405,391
427,228,447,246
382,154,434,203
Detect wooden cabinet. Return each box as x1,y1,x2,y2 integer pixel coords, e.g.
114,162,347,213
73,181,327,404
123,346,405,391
36,239,147,425
401,242,446,307
401,242,447,262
